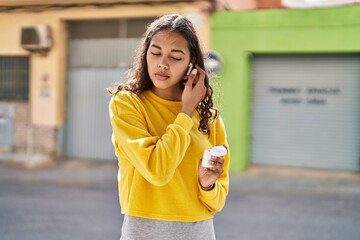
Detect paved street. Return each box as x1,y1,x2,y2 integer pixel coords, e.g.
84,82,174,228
1,159,360,240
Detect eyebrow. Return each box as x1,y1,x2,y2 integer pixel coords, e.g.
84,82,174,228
150,44,185,55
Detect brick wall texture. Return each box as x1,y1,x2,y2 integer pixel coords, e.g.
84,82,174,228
1,101,56,156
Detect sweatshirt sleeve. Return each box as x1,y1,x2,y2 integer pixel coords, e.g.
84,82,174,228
109,92,194,186
198,116,230,213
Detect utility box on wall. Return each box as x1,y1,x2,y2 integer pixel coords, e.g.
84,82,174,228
0,104,15,146
21,24,52,51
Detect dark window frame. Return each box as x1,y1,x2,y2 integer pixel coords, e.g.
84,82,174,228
0,56,29,100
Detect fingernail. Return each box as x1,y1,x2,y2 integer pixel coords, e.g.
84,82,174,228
191,69,197,75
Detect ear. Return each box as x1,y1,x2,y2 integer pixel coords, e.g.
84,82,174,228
190,56,197,65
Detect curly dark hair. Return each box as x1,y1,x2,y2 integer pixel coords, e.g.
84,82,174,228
109,13,218,135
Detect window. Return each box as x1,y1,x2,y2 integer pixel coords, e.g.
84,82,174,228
0,57,29,100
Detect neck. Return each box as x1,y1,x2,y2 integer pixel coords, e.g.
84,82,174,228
151,85,183,101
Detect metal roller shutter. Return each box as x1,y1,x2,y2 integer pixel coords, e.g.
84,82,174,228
251,54,360,171
64,38,140,160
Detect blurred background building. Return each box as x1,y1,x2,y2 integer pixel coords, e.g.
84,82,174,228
213,0,360,172
0,0,359,172
0,0,213,163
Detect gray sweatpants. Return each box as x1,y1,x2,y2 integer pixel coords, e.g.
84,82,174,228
120,215,216,240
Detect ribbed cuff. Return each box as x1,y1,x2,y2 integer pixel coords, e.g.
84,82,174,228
199,181,219,200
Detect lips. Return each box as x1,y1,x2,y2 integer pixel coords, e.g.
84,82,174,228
155,72,169,81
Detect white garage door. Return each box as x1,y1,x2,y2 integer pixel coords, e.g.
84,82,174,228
251,55,360,171
63,19,153,161
64,38,139,160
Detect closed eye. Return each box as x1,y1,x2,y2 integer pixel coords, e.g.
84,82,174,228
172,57,182,61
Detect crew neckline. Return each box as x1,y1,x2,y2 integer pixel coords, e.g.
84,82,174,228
144,90,182,107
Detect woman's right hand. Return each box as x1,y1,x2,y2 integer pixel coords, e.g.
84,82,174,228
181,65,206,117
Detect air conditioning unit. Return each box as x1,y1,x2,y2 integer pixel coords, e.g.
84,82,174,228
21,24,52,51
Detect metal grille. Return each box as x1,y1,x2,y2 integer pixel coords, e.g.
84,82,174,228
0,57,29,100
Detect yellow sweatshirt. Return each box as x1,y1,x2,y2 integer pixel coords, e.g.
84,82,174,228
109,90,230,222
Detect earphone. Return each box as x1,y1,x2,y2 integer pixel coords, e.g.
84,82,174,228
186,62,194,76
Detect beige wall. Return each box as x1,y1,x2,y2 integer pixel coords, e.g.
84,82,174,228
0,2,211,127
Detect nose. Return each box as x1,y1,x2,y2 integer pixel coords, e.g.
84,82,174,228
157,62,169,70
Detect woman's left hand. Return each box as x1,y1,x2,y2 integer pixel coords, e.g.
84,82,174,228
198,156,224,190
181,65,207,117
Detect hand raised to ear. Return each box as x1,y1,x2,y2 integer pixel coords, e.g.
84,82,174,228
181,65,206,117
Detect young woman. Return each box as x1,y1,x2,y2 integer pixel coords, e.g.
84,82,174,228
109,14,230,240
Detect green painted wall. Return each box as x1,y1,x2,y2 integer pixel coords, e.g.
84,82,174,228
211,5,360,172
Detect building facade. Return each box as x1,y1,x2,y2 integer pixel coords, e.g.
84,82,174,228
0,0,213,162
212,4,360,172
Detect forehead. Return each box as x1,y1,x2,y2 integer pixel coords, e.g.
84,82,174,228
149,30,190,52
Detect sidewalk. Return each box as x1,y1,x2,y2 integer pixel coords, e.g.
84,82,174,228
1,158,360,240
218,166,360,240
